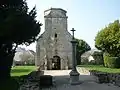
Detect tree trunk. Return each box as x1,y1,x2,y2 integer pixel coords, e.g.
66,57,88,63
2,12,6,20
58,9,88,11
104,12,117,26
0,55,13,81
76,53,81,65
0,42,17,82
0,47,15,82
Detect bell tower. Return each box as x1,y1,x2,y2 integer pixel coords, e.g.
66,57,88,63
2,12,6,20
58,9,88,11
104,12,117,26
36,8,72,70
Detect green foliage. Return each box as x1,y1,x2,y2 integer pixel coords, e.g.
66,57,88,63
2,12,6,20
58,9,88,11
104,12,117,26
76,38,91,65
95,20,120,57
103,53,120,68
0,4,41,45
92,51,104,65
0,0,26,6
76,39,91,54
0,0,41,80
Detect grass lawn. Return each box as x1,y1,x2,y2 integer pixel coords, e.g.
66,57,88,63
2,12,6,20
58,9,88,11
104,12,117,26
77,65,120,73
11,66,37,76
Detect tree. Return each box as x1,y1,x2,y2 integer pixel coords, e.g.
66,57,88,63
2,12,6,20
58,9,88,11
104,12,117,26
19,51,30,64
76,39,91,65
19,51,35,65
0,0,41,81
95,20,120,57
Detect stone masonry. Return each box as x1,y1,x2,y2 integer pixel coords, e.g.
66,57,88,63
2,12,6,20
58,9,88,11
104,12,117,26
35,8,72,70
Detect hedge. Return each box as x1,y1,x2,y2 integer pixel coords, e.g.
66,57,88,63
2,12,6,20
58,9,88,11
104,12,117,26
104,53,120,68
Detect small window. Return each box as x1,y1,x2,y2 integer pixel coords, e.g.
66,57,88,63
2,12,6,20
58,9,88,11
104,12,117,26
55,33,57,38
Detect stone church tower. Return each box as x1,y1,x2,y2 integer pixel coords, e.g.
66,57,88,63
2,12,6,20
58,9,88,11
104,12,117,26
36,8,72,70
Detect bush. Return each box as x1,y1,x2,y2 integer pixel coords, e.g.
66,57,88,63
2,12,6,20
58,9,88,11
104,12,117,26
104,53,120,68
92,51,104,65
81,57,89,64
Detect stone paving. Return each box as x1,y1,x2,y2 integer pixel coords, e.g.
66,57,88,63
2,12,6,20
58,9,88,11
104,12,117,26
19,70,120,90
42,70,120,90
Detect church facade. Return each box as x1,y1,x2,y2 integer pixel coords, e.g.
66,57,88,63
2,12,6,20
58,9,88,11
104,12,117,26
35,8,72,70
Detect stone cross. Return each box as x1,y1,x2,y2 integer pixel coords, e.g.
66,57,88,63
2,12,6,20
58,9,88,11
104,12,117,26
70,28,80,85
71,28,76,39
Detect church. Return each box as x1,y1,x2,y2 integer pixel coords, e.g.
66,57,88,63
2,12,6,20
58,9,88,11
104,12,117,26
35,8,73,70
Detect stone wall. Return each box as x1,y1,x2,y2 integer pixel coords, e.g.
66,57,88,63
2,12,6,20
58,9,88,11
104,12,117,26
78,67,120,87
90,70,120,86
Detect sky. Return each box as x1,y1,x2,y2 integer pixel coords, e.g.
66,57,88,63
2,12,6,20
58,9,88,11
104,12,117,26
21,0,120,51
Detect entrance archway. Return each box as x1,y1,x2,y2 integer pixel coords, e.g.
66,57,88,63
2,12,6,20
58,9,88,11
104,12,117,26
52,56,61,70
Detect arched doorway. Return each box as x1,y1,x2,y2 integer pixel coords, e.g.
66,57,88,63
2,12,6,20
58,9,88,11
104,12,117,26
52,56,61,70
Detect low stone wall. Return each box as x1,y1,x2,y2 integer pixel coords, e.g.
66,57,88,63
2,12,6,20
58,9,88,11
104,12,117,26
78,67,120,87
19,71,53,89
89,70,120,86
